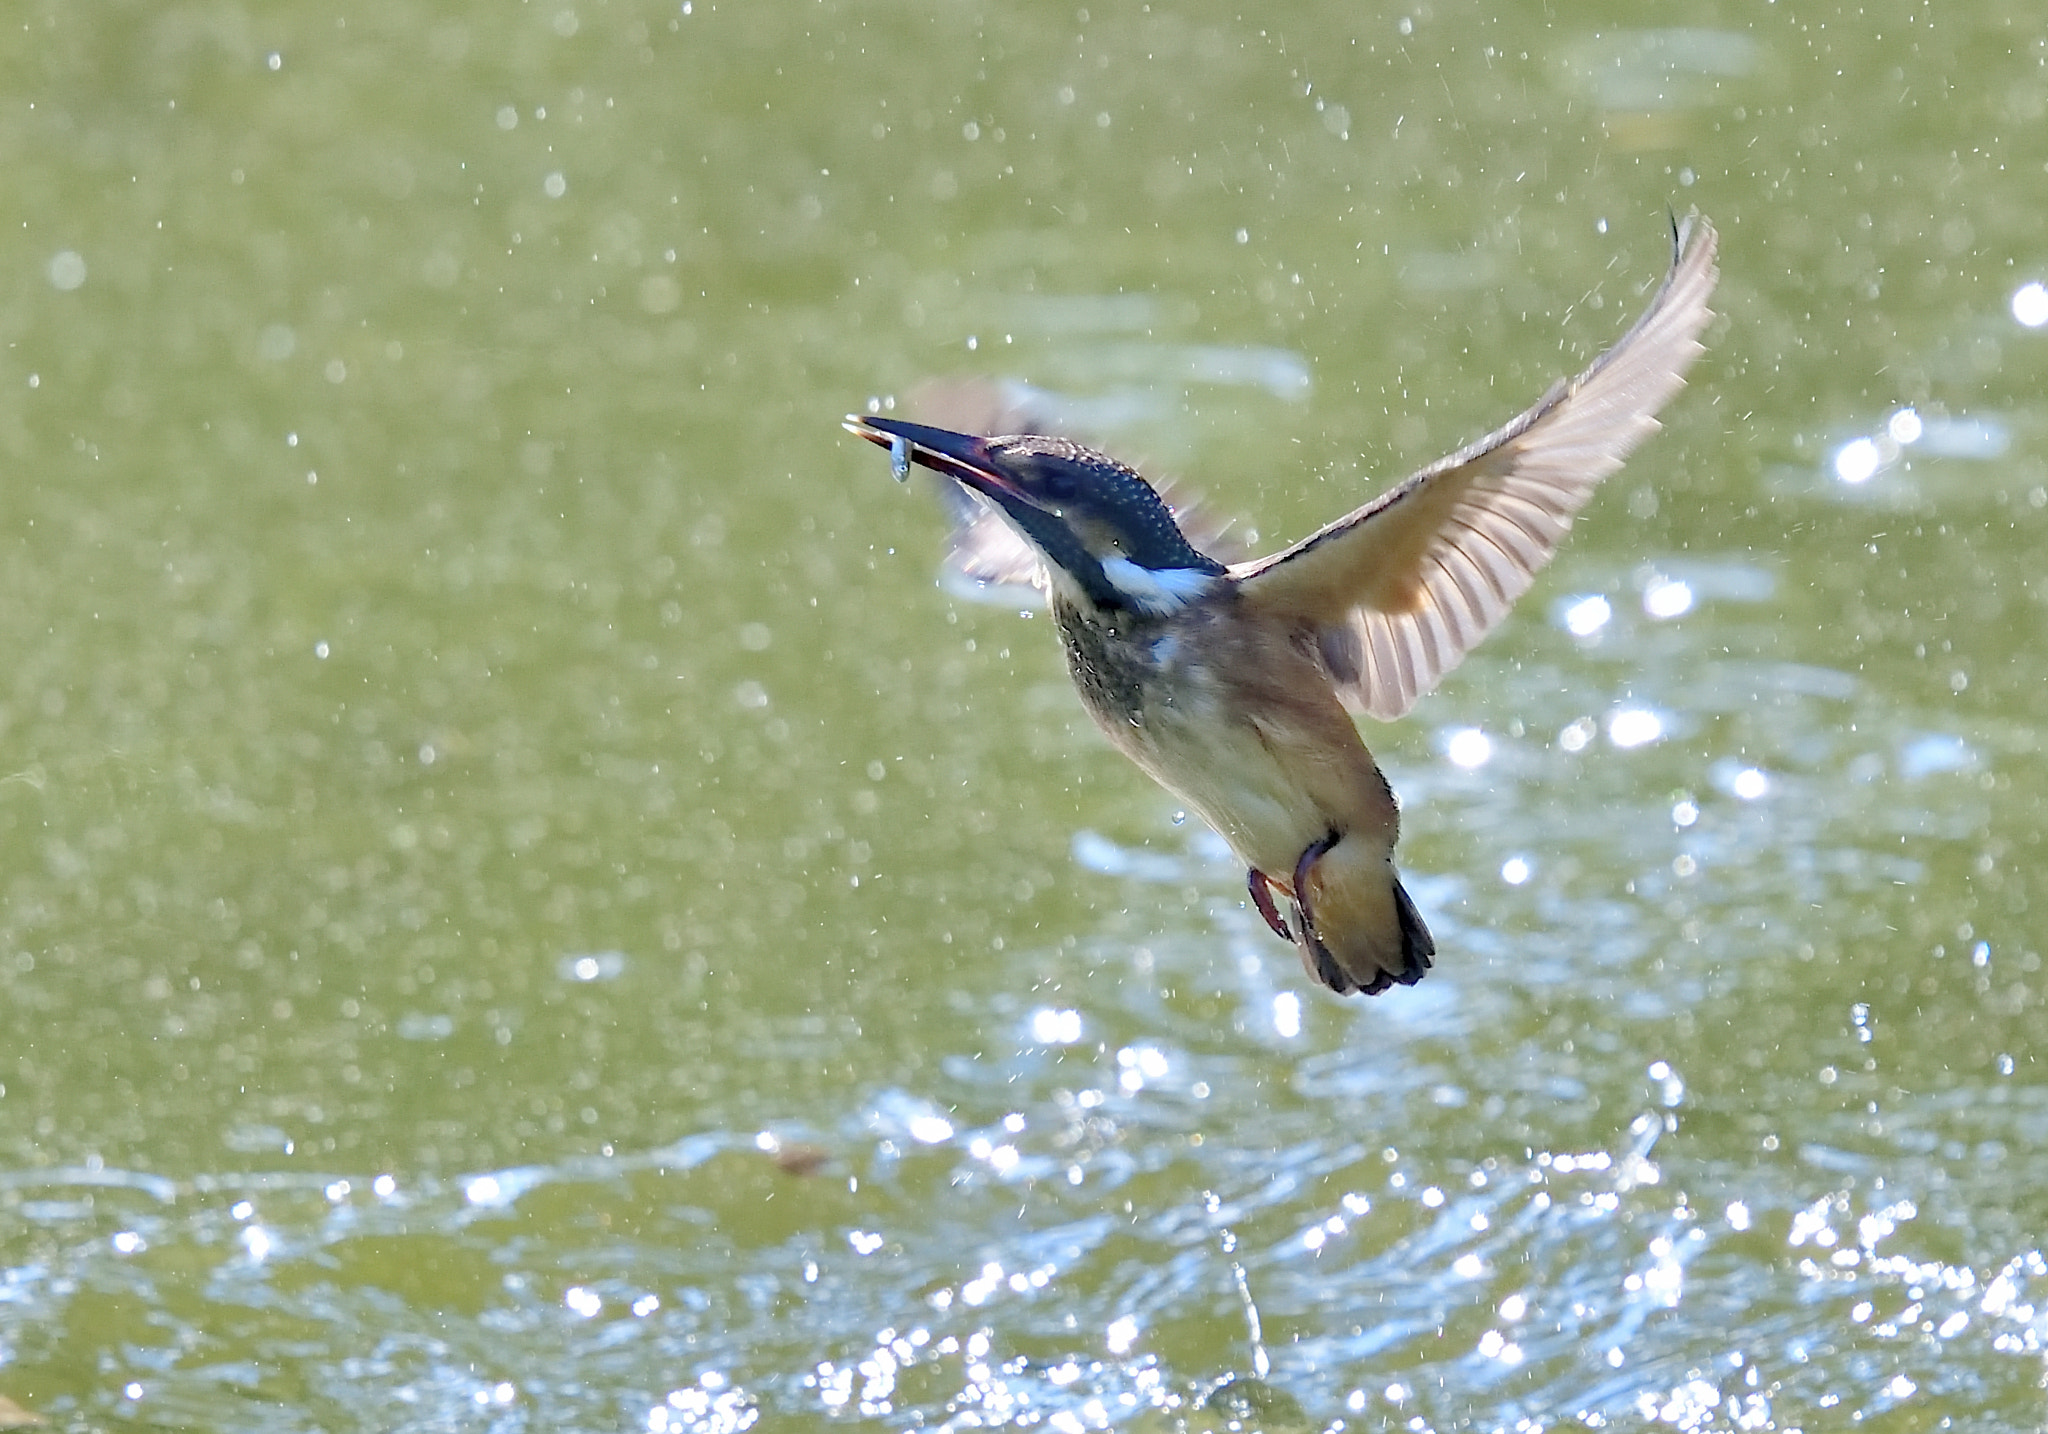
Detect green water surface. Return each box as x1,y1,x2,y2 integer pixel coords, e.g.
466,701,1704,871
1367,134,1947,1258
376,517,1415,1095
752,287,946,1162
2,1,2045,1430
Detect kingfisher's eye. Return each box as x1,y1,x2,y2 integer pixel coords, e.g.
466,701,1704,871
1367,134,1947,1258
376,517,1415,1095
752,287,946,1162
1041,468,1079,502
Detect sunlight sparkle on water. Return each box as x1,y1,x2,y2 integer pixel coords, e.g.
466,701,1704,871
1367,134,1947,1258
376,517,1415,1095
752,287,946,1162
1029,1007,1082,1044
1501,856,1531,885
1272,991,1302,1038
976,1141,1020,1173
2013,281,2048,328
560,950,626,982
1830,407,1938,487
1563,594,1612,636
1642,578,1693,619
1649,1060,1685,1106
1731,767,1770,800
1476,1329,1524,1364
1833,435,1883,484
1117,1045,1170,1092
908,1114,954,1144
648,1376,759,1434
1607,708,1664,748
1445,727,1492,768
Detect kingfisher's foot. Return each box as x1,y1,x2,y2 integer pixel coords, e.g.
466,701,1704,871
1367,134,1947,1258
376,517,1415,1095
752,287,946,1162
1290,831,1342,931
1290,831,1353,993
1247,868,1292,942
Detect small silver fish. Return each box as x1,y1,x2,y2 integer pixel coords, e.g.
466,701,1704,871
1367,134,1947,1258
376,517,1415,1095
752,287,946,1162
889,433,912,482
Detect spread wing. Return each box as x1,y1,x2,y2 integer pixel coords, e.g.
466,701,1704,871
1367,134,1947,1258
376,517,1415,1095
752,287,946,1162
1233,214,1720,721
898,379,1247,605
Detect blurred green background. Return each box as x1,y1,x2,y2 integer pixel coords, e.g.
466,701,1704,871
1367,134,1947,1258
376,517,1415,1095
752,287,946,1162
2,0,2045,1430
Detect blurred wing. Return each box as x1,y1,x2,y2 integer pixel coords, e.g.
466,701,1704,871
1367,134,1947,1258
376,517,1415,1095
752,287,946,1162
932,481,1052,603
1234,215,1720,721
902,378,1248,606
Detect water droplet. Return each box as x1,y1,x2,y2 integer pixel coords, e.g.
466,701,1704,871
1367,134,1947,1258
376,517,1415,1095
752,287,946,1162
47,250,86,291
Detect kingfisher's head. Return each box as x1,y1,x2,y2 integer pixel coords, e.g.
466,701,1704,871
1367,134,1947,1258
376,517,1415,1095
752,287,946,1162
844,415,1226,617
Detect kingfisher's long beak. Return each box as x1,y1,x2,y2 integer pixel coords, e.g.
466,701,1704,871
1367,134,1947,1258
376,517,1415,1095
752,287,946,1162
843,415,1047,513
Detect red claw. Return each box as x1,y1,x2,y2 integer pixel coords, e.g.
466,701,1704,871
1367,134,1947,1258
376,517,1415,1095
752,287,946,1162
1247,868,1293,943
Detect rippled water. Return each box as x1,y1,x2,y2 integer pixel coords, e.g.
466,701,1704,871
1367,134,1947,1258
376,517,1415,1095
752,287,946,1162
3,0,2046,1429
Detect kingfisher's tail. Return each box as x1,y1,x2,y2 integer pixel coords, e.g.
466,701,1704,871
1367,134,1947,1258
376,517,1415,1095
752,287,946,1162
1290,835,1434,996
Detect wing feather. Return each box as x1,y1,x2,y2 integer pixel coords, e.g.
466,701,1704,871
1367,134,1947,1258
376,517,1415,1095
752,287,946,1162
1432,547,1493,645
1236,216,1719,720
1450,517,1530,603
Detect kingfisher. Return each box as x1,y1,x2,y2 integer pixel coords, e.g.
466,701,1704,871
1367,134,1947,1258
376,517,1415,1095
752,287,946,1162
845,217,1718,995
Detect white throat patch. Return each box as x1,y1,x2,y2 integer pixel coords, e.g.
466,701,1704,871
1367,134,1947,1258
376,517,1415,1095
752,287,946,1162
1099,557,1220,616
